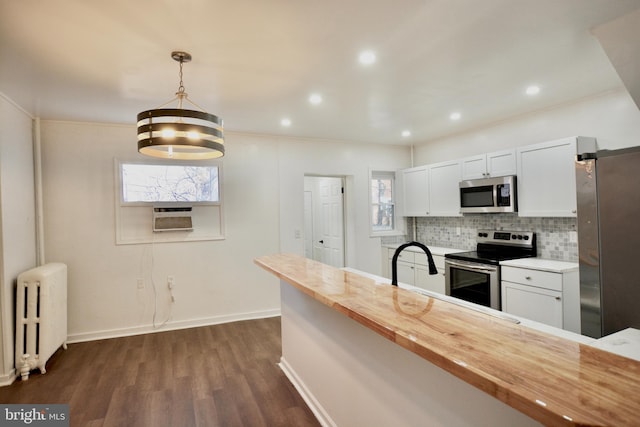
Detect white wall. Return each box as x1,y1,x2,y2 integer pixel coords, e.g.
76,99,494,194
39,121,410,341
280,282,540,427
0,94,37,384
277,137,410,275
41,122,282,341
413,89,640,165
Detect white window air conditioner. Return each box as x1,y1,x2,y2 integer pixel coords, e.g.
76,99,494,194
153,207,193,232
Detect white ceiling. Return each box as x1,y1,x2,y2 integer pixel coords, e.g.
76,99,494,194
1,0,640,145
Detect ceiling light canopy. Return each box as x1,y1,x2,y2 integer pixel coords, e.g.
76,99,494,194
137,51,224,160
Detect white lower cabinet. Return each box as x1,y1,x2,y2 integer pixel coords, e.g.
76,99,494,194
501,265,580,333
386,248,445,294
414,255,446,294
502,281,563,328
396,260,417,285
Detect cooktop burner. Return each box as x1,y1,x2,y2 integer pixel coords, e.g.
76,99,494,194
445,230,537,265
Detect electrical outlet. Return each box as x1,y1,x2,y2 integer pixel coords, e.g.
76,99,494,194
137,278,145,289
167,275,175,289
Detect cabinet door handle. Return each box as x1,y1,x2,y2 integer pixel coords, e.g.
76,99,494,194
555,296,561,300
525,276,532,280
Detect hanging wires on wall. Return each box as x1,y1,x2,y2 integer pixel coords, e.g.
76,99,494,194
144,237,174,329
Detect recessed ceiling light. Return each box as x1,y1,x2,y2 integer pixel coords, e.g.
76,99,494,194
358,50,376,66
309,93,322,105
526,85,540,96
401,130,411,137
281,118,291,127
449,112,461,121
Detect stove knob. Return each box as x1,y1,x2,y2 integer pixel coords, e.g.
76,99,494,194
523,235,530,240
478,232,483,237
518,235,523,240
511,234,517,239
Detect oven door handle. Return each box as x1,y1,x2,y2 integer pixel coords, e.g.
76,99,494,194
445,259,497,273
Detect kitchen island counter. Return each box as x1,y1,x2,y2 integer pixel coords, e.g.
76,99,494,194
255,253,640,427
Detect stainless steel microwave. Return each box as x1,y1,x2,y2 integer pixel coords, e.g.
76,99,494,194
459,175,517,213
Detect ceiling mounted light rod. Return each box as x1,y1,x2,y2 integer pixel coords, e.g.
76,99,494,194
137,51,224,159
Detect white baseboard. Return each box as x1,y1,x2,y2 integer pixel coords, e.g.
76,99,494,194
278,356,335,427
66,309,281,343
0,369,17,387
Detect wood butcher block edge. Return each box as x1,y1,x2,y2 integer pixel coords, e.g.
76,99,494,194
255,253,640,427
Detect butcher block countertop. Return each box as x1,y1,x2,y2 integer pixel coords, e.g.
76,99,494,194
255,253,640,427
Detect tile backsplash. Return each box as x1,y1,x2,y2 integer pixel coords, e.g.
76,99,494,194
386,215,578,262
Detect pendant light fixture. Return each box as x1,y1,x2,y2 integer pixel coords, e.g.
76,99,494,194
137,51,224,159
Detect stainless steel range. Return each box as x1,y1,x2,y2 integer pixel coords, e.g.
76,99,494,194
444,230,536,310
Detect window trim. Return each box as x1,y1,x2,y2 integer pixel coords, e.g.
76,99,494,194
117,159,222,207
369,169,404,237
114,158,225,244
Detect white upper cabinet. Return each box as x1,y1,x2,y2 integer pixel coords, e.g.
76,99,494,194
516,137,593,217
428,160,462,217
399,160,461,217
400,165,429,216
487,149,517,177
461,154,486,180
461,149,516,180
399,137,596,218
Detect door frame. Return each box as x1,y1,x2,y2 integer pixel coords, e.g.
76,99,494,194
303,174,350,268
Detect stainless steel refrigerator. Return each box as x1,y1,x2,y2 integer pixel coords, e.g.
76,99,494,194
576,146,640,338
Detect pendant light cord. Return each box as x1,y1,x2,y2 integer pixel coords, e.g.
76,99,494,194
176,59,186,109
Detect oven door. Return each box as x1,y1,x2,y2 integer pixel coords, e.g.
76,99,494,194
445,259,500,310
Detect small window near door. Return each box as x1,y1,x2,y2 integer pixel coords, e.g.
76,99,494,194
370,171,397,234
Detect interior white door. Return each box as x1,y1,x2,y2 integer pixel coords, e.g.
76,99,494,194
319,177,345,268
306,176,345,268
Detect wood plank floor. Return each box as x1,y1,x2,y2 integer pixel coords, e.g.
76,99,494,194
0,317,320,427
